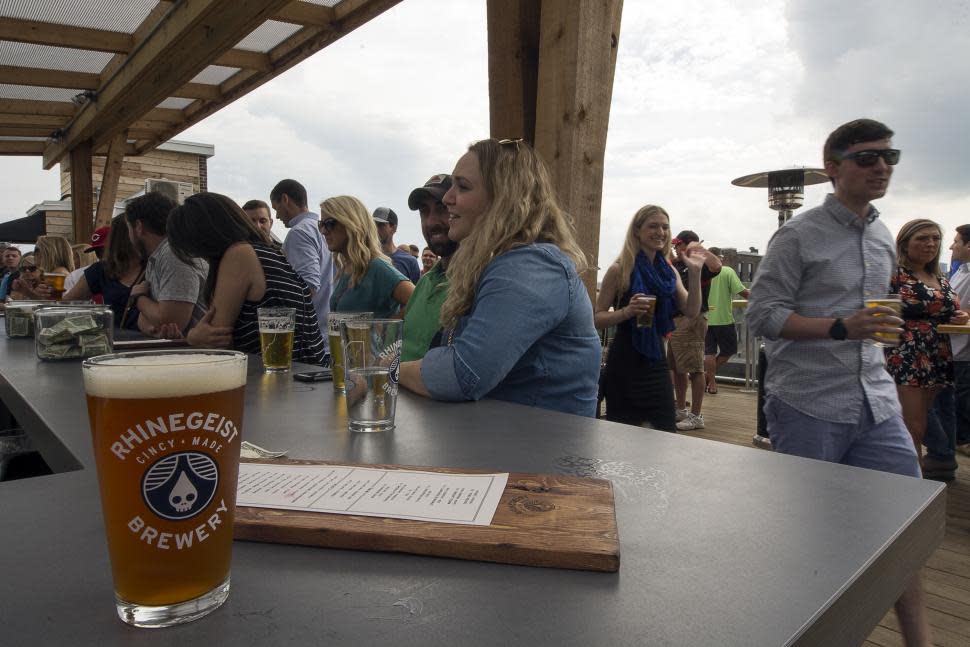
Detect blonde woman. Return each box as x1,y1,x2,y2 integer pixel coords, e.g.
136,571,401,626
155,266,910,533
398,138,601,416
321,195,413,317
32,234,75,298
594,206,704,430
885,219,968,460
7,254,43,300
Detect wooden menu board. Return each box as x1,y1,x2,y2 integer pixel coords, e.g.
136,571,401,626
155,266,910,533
234,458,620,572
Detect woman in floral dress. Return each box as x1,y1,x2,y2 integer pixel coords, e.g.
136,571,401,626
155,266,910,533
885,219,969,458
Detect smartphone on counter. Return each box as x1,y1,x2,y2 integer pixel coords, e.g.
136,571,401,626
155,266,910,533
293,369,333,383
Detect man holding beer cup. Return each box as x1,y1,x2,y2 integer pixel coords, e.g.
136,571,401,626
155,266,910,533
746,119,929,645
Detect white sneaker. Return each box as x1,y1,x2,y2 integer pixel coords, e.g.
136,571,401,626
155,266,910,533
676,412,705,431
675,408,690,422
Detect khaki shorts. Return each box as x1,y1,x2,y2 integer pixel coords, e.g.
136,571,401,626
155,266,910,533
669,314,708,374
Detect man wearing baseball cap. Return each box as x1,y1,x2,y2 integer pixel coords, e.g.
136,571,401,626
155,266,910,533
668,229,721,430
374,207,421,282
401,173,457,361
64,225,110,292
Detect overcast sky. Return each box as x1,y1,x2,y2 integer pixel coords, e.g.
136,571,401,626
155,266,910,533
2,0,968,274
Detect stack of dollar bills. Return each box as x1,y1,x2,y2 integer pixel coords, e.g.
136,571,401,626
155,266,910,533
6,304,42,337
36,314,110,360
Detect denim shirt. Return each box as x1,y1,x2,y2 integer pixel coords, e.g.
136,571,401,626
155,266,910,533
421,243,600,417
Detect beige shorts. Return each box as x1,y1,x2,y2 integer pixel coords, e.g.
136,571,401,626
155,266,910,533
669,314,708,374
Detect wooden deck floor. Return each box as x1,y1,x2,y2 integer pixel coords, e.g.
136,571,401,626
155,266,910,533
678,385,970,647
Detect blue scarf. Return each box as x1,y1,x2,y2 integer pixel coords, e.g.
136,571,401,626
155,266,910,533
629,250,677,360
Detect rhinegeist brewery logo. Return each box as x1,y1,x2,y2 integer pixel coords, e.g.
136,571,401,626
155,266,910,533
110,410,240,552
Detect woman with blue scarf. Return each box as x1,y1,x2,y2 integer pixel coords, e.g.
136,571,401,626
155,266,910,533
595,205,704,430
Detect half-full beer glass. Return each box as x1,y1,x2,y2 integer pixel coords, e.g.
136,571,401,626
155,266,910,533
82,350,248,627
257,307,295,373
339,318,403,432
865,293,903,347
328,311,372,392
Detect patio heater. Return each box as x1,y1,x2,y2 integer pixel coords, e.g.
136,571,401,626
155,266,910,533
730,167,829,448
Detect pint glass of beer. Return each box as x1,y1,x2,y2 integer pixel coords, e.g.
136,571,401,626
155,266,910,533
635,295,657,328
339,318,403,432
328,311,372,393
257,307,295,373
82,350,248,627
42,271,67,300
865,293,903,347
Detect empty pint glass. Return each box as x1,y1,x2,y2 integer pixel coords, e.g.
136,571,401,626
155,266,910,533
82,350,248,627
865,293,903,347
257,307,295,373
339,318,403,432
328,311,372,393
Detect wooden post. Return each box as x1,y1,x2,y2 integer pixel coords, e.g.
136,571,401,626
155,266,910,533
70,142,94,245
486,0,540,143
94,132,127,228
487,0,623,297
534,0,622,297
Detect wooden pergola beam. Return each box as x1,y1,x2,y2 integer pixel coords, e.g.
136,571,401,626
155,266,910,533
486,0,540,143
0,99,76,116
42,0,293,170
95,132,127,228
0,141,46,155
486,0,623,296
276,2,338,28
133,0,404,155
70,142,94,244
0,65,99,90
0,16,275,72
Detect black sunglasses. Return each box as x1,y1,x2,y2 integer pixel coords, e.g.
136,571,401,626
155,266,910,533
319,218,339,233
838,148,901,167
21,265,38,272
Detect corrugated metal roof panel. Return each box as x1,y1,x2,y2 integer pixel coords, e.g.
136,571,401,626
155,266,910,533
234,20,302,53
0,83,79,101
0,0,157,34
0,41,111,73
191,65,239,86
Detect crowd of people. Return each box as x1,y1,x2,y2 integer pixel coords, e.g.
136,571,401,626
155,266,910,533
1,121,968,646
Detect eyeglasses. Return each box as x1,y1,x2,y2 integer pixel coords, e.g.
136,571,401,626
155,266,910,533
22,265,38,272
838,148,901,167
319,218,339,233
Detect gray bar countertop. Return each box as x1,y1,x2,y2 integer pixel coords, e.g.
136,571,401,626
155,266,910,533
0,333,946,646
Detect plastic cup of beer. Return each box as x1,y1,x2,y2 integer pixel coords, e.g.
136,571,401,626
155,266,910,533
82,350,248,627
42,271,67,300
328,311,372,393
865,293,903,347
339,318,402,432
635,295,658,328
257,307,295,373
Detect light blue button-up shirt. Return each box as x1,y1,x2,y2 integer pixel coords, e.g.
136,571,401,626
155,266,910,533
746,194,901,424
283,211,333,341
421,243,600,417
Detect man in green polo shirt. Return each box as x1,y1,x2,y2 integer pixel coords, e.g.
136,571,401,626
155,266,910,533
401,174,457,361
703,247,749,394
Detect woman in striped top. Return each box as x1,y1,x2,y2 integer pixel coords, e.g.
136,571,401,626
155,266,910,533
166,192,326,365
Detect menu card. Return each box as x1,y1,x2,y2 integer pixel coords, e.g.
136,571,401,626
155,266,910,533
237,463,509,526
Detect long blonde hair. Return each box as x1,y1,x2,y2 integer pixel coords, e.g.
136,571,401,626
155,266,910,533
320,195,390,287
440,139,588,330
613,205,671,296
34,235,75,273
896,218,943,277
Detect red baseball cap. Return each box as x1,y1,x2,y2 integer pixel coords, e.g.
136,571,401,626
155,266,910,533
84,225,110,253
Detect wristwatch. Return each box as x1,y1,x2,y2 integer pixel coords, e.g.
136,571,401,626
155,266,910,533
828,317,848,340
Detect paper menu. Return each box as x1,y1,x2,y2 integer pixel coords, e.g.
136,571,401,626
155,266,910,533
237,463,509,526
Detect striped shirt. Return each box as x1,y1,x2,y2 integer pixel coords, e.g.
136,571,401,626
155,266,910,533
234,242,327,366
746,194,901,424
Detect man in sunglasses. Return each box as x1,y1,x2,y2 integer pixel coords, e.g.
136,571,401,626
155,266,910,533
747,119,930,645
401,174,457,361
270,179,333,341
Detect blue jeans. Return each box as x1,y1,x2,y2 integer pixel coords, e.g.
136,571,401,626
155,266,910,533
924,386,955,460
956,361,970,446
764,395,921,478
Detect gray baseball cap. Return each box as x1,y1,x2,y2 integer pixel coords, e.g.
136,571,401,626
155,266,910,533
373,207,398,226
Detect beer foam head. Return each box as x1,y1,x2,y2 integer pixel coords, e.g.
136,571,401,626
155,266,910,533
83,352,247,399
